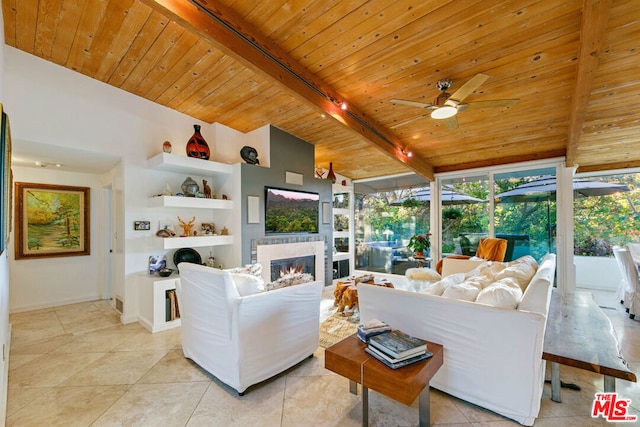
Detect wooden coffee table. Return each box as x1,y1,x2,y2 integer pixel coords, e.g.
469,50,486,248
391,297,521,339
325,334,443,426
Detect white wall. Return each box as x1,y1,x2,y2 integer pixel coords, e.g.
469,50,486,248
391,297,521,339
575,255,620,291
8,166,103,310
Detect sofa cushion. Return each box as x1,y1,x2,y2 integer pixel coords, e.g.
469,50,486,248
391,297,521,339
406,267,441,282
509,255,539,270
475,278,523,309
421,272,465,296
494,262,536,291
441,258,486,277
441,281,482,301
231,273,265,296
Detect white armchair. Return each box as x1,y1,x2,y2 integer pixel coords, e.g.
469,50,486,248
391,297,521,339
613,246,640,318
176,262,323,394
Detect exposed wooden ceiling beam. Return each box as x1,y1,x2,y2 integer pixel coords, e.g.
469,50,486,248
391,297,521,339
566,0,612,167
143,0,435,180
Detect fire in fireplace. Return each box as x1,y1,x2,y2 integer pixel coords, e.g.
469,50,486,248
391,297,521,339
270,255,316,282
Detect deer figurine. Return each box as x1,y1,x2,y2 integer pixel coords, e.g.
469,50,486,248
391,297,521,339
178,216,196,236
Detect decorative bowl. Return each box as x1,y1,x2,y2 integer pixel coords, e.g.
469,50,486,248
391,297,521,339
173,248,202,271
158,268,174,277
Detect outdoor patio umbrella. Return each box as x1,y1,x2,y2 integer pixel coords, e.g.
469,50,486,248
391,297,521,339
494,175,630,247
392,187,484,205
494,175,630,203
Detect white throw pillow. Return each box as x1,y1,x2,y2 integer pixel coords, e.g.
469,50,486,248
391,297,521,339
231,273,265,296
463,270,496,289
421,272,465,296
406,267,441,282
476,278,523,309
509,255,539,270
441,281,482,301
495,263,536,291
441,258,485,277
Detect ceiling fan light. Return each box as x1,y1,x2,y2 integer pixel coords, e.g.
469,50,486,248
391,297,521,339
431,105,457,119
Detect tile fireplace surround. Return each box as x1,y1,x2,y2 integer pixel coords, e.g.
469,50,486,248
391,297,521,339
256,240,325,284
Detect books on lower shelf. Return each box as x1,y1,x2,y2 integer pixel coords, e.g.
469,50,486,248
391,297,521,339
368,329,427,359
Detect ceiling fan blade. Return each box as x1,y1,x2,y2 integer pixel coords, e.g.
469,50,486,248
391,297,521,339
443,116,458,130
464,99,519,110
447,73,489,103
390,99,436,109
390,114,430,129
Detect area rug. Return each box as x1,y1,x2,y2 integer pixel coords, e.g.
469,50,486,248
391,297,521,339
319,308,359,348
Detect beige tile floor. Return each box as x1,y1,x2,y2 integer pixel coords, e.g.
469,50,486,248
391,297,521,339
6,287,640,426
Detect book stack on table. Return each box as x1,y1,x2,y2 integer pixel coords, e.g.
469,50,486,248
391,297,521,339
365,329,433,369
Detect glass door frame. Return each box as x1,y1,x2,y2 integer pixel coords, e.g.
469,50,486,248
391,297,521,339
432,158,574,292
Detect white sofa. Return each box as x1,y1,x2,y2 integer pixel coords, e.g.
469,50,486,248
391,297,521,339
358,254,556,425
176,262,323,394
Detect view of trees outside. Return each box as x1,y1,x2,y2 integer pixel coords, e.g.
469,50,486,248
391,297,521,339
354,172,640,270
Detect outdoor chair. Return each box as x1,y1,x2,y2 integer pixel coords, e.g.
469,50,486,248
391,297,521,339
612,246,640,319
435,237,508,275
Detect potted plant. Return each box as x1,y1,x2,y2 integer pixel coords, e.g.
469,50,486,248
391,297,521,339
407,233,431,257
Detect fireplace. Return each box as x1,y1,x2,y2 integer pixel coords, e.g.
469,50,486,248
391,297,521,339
270,255,315,281
257,240,325,284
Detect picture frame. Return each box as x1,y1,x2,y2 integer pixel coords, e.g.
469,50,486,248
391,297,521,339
134,220,150,230
15,182,90,259
0,104,12,255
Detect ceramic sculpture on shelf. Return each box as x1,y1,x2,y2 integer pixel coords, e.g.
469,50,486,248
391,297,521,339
178,216,196,237
181,176,198,197
327,162,337,183
186,124,210,160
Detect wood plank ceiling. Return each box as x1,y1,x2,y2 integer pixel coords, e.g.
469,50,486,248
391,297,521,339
3,0,640,181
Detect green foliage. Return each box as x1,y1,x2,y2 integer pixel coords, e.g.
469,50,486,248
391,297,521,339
265,205,318,233
407,233,431,253
355,173,640,259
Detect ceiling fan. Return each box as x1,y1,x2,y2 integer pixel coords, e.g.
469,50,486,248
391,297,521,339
390,73,519,130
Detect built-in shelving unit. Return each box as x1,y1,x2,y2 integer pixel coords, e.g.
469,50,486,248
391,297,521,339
159,234,234,250
138,276,181,333
147,152,233,176
147,152,235,250
332,183,355,278
142,153,237,332
148,195,233,210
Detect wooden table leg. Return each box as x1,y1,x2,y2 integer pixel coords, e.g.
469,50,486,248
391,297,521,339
418,385,431,426
551,362,562,403
362,385,369,427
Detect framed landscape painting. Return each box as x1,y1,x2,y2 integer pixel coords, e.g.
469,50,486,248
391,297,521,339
15,182,90,259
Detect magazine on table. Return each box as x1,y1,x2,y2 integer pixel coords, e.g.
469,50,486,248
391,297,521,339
367,343,431,364
365,347,432,369
368,329,427,359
